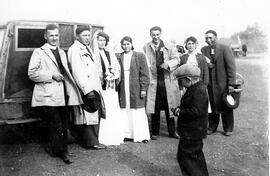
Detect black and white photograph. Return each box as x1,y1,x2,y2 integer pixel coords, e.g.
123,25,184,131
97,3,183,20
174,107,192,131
0,0,268,175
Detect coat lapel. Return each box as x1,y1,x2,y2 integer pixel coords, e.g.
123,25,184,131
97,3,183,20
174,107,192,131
205,46,211,59
181,54,188,64
59,49,69,73
130,52,136,68
214,44,221,62
41,43,58,67
149,42,156,53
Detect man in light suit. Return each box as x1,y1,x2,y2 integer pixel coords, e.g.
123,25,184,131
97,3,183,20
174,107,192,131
144,26,180,140
201,30,236,136
68,25,106,150
28,24,82,164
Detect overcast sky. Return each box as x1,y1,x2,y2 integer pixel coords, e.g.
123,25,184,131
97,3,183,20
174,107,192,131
0,0,268,51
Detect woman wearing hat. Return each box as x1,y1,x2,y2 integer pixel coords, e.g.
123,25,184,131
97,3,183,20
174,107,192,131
67,25,106,150
116,36,150,143
93,31,124,145
179,36,209,85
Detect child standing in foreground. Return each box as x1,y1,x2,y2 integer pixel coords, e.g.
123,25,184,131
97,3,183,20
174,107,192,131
172,64,209,176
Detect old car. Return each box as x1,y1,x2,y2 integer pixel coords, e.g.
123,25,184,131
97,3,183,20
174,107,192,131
0,20,103,125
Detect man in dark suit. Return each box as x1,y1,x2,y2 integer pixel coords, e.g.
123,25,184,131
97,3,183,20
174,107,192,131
201,30,236,136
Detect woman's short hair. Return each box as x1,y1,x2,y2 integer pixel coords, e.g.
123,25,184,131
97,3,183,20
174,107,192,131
97,31,110,46
185,36,197,44
120,36,134,50
184,36,198,49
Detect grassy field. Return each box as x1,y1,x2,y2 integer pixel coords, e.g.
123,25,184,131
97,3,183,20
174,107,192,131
0,53,268,176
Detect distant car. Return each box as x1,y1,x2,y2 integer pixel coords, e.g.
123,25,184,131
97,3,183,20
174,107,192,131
230,44,247,57
0,20,103,125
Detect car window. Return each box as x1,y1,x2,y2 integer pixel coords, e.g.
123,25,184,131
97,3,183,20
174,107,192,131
16,27,46,51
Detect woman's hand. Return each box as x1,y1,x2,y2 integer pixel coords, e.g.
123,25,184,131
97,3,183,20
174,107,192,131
140,91,147,98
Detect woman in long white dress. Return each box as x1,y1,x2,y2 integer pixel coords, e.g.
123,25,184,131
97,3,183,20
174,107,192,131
116,36,150,143
93,31,124,145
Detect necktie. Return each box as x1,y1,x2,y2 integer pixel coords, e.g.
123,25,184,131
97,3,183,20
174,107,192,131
85,46,94,62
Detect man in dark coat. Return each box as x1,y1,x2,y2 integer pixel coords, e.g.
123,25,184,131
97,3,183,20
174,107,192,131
172,64,209,176
201,30,236,136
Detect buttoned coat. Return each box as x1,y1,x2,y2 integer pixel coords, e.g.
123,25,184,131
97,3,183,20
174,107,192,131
179,53,209,85
28,43,83,107
116,51,150,109
177,81,208,140
201,43,236,113
143,41,180,117
68,40,102,125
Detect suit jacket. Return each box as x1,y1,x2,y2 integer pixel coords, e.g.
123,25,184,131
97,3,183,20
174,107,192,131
143,41,180,117
28,43,83,107
180,53,209,85
201,43,236,113
116,51,149,108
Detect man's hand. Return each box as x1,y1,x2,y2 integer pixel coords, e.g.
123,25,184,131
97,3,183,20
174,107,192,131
52,73,64,82
228,86,234,93
160,63,169,70
140,91,147,98
86,91,95,100
171,107,181,117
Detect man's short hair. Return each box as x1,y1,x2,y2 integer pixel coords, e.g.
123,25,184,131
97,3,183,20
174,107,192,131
150,26,162,32
76,25,91,35
205,30,217,37
45,24,58,33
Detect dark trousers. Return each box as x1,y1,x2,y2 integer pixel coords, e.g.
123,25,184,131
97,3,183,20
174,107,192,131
40,106,68,156
151,108,175,136
151,75,175,136
208,108,234,132
177,139,209,176
71,124,99,148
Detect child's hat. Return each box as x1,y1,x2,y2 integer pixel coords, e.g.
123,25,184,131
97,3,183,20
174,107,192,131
174,64,200,79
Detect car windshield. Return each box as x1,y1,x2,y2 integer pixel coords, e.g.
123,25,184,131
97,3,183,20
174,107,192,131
0,29,5,53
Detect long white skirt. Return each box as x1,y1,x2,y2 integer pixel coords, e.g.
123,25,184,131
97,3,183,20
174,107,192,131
98,89,124,145
121,70,150,142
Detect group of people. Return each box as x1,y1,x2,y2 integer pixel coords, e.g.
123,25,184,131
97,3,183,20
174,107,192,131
28,23,237,176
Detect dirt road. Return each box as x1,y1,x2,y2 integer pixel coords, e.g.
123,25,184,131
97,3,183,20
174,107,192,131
0,53,268,176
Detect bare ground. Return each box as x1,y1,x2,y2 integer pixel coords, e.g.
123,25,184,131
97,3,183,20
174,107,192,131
0,53,268,176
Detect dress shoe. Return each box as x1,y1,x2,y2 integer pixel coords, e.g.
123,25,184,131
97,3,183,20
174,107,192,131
142,140,149,144
91,144,107,150
60,155,73,164
169,132,180,139
223,131,233,136
151,135,159,140
124,138,134,142
207,129,215,135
